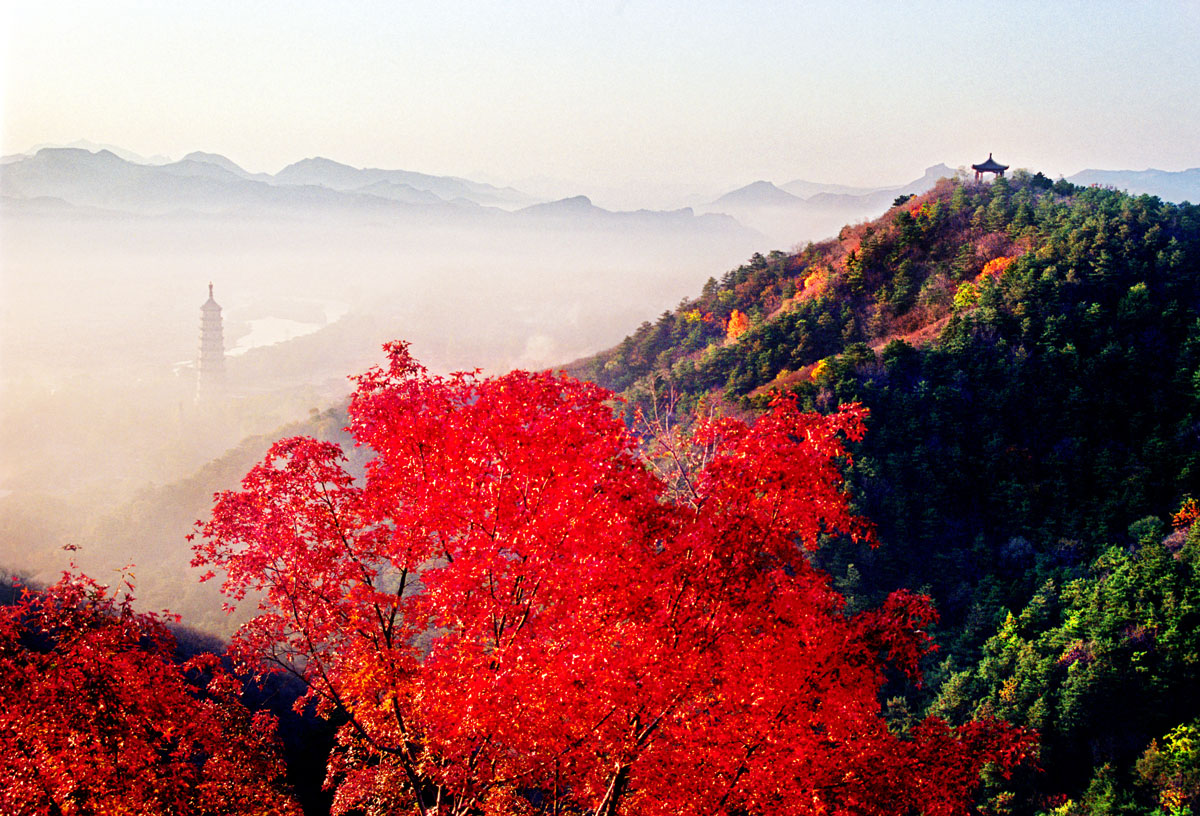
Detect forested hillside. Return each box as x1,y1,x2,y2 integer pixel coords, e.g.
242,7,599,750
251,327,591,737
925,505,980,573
567,171,1200,812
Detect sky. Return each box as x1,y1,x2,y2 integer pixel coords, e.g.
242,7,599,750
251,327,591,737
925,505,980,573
3,0,1199,205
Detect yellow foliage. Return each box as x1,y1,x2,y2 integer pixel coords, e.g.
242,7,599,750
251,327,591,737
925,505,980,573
999,675,1019,704
954,282,979,311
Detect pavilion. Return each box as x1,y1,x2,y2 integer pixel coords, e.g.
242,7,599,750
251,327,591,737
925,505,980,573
972,153,1009,181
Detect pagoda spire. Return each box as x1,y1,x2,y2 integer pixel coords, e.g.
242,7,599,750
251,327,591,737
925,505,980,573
197,283,225,401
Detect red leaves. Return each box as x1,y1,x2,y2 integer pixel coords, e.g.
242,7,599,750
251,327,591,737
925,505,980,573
0,573,299,815
854,589,939,683
194,342,1033,815
689,396,874,558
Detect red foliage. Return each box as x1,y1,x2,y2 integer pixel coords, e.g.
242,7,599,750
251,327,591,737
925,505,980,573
0,572,299,816
195,341,1033,816
975,232,1012,264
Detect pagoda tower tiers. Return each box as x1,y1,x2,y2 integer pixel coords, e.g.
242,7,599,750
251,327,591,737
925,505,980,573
972,153,1009,182
197,283,225,401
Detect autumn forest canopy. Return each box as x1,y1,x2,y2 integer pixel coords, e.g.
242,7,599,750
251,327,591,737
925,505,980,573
4,171,1200,815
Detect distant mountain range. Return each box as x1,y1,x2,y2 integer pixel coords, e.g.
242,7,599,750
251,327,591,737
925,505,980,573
4,143,1196,247
1064,167,1200,203
699,164,957,245
0,147,749,239
271,156,534,209
710,164,955,211
0,148,535,216
779,178,878,199
180,151,274,182
4,139,174,166
711,180,810,208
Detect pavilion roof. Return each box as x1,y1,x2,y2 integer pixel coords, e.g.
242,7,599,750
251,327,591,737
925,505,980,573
972,153,1009,173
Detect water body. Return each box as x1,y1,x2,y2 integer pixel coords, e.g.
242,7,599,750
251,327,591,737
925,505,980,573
229,300,350,356
174,300,350,369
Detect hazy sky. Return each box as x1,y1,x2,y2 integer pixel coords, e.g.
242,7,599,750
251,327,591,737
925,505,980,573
3,0,1198,200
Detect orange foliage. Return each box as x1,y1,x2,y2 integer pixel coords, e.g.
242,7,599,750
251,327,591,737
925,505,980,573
982,256,1016,278
726,309,750,341
1172,498,1200,530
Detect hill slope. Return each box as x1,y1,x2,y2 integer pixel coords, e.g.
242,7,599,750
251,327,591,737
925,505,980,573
569,171,1200,597
566,169,1200,808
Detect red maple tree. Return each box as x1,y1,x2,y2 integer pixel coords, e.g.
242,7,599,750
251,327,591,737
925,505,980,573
195,342,1033,815
0,571,300,816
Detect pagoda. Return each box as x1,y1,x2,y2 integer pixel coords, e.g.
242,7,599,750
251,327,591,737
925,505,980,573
972,153,1009,182
197,283,225,401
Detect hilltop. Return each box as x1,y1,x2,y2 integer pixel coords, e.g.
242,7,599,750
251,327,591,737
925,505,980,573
566,169,1200,810
567,171,1200,592
568,170,1059,397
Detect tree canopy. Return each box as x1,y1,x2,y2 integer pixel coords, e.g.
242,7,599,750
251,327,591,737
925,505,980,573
193,342,1031,816
0,571,299,816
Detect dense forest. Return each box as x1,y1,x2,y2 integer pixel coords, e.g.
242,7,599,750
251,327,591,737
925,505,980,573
566,171,1200,813
5,172,1200,815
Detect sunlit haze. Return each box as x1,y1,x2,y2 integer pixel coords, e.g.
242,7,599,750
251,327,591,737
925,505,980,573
5,1,1198,206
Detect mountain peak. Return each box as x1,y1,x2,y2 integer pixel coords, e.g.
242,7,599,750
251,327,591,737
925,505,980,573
711,181,803,207
287,156,354,171
554,194,594,208
24,141,171,165
519,195,598,216
32,146,129,167
273,156,365,188
180,151,252,177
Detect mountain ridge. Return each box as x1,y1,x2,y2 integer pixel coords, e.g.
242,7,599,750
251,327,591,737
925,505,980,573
1065,166,1200,202
180,151,273,182
1,148,752,236
710,180,806,208
698,163,958,245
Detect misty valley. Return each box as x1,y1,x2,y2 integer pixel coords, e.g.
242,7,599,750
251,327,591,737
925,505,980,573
0,151,775,624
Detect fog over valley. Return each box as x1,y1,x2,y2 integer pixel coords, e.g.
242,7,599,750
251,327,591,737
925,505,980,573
1,147,774,628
